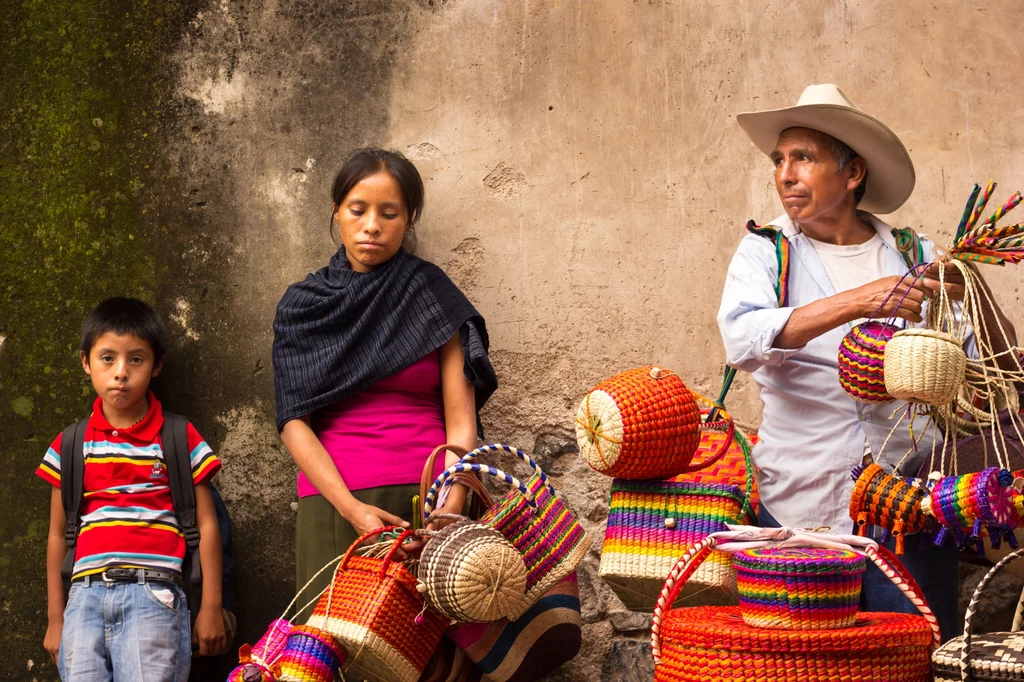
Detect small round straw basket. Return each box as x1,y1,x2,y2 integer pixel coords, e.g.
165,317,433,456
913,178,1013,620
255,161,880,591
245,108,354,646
838,322,898,403
849,463,930,554
227,618,294,682
575,366,703,479
418,515,527,623
884,328,967,405
735,547,866,630
276,625,347,682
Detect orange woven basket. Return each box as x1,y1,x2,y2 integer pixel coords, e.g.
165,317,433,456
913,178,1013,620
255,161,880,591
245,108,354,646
576,366,731,479
307,527,448,682
651,532,940,682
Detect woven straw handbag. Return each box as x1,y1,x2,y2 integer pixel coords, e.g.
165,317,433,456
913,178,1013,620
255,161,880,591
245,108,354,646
933,547,1024,681
575,366,734,479
651,527,941,682
599,413,753,611
416,513,527,623
307,526,449,682
424,443,592,621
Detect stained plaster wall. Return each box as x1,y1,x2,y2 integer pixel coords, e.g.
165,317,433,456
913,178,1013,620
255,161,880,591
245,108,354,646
3,1,1024,680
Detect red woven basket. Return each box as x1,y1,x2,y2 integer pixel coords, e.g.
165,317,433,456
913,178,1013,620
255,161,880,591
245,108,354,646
651,532,940,682
575,366,733,479
307,527,448,682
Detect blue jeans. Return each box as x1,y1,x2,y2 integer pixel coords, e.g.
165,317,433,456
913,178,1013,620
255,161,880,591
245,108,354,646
758,505,959,642
59,577,191,682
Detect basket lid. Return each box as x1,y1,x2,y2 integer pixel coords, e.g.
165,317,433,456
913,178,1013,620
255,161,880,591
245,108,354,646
660,606,931,653
932,631,1024,680
734,547,866,577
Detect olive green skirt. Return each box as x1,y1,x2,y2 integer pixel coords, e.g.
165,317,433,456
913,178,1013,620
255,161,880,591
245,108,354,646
294,484,419,619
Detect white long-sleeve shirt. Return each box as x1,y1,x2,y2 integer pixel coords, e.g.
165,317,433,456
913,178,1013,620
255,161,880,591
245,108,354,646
716,211,957,533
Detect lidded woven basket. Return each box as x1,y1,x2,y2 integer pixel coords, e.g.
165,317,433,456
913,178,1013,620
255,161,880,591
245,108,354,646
575,366,701,479
885,328,967,405
418,516,527,623
838,321,898,403
734,547,866,630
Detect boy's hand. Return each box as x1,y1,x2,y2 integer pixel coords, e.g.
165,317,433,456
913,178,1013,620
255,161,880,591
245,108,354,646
44,618,62,665
194,605,228,656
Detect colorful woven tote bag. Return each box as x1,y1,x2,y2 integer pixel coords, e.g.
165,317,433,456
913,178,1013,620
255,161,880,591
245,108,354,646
932,546,1024,681
308,527,449,682
424,443,591,621
651,526,940,682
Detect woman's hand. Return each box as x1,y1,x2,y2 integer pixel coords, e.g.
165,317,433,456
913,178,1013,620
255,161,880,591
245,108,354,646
341,500,409,538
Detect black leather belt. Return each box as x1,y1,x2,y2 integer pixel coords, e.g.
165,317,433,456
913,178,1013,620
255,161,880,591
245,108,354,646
74,568,184,588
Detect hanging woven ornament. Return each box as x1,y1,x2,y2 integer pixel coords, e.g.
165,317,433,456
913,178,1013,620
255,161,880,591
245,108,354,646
575,366,733,479
227,619,293,682
921,467,1017,554
849,459,931,554
276,625,347,682
839,321,900,403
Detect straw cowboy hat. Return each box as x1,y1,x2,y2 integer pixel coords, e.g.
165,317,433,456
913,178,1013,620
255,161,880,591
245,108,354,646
737,84,915,214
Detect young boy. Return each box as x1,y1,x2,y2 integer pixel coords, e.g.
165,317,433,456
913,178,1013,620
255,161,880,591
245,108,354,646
39,297,227,681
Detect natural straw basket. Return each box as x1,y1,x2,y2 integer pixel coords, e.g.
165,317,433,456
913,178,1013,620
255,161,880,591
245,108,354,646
307,527,448,682
276,625,347,682
576,366,733,479
885,328,967,405
838,321,899,403
424,444,591,621
651,532,940,682
734,547,865,630
417,514,527,623
933,547,1024,681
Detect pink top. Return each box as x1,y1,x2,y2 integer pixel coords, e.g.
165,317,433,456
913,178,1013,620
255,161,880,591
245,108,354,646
299,349,447,497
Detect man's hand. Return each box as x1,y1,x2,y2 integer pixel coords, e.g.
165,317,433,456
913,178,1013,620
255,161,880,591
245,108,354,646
921,261,967,302
193,604,228,657
43,618,62,665
851,274,930,323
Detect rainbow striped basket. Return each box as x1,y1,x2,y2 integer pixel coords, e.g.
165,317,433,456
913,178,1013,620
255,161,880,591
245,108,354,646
734,547,865,630
276,625,347,682
838,321,898,403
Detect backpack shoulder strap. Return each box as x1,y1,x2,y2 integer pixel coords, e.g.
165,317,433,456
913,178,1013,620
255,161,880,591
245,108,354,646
60,418,89,581
745,220,791,307
161,412,200,555
891,226,925,270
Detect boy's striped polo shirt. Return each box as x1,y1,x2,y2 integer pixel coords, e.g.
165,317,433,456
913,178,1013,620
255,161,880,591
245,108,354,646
37,392,221,579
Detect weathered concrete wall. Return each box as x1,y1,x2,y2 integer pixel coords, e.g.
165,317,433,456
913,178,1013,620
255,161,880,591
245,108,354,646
3,0,1024,679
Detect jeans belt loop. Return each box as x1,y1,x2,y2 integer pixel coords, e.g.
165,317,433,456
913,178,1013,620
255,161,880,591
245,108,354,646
83,574,91,588
138,570,146,585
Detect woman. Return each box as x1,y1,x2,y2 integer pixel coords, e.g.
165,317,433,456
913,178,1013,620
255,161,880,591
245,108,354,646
272,148,497,599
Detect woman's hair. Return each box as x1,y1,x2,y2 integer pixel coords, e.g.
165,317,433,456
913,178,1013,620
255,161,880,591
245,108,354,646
330,147,425,226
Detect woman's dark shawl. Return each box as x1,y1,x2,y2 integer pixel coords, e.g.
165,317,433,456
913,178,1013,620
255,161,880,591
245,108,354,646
272,248,497,431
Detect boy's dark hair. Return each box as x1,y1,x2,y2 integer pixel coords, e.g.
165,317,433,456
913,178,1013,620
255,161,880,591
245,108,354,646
329,147,425,240
80,297,166,362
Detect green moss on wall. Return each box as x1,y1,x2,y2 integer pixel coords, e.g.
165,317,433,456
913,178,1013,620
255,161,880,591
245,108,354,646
0,1,194,677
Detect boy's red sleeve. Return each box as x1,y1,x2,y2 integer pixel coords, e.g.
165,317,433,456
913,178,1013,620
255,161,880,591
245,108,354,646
186,422,221,484
36,434,63,488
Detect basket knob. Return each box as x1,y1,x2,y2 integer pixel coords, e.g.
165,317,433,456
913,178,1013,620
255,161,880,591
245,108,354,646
650,367,664,379
664,517,677,529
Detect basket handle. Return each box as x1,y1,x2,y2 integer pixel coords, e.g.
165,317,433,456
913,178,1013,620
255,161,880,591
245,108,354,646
458,444,557,499
959,546,1024,681
337,525,416,580
864,544,941,648
679,396,736,475
650,536,719,664
423,462,536,517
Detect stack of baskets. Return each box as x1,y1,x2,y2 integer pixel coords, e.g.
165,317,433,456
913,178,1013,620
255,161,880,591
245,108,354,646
578,366,758,610
651,528,940,681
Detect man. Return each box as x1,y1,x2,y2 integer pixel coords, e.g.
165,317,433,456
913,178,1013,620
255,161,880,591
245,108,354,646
717,84,1017,640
